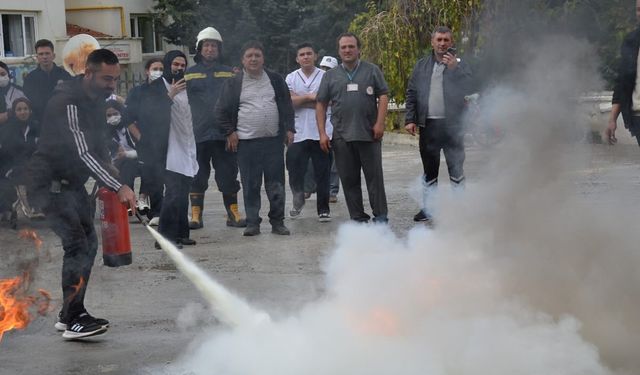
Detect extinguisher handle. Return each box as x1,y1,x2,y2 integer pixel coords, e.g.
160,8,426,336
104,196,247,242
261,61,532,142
135,211,149,226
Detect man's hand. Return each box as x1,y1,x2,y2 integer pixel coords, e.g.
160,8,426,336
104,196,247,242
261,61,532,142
285,131,294,146
319,133,331,153
405,123,417,136
226,131,239,152
168,78,187,99
115,146,126,161
442,52,458,70
373,121,385,141
605,120,618,145
117,185,136,214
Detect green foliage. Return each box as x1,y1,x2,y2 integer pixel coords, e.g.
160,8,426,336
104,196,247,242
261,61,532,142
153,0,367,73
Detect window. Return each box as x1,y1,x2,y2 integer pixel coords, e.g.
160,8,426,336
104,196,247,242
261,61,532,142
0,13,36,58
130,15,162,54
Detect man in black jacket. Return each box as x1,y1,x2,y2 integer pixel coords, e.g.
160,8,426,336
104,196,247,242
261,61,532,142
23,39,72,127
29,49,136,340
405,26,473,224
216,40,295,236
185,27,245,230
606,0,640,147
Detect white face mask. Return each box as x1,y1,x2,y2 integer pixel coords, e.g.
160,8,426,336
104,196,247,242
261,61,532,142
149,70,163,81
107,115,121,126
0,75,9,87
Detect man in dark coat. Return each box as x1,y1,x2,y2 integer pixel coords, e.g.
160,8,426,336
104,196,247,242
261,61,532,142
28,49,136,340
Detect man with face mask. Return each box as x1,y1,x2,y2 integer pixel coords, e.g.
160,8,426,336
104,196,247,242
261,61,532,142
27,49,136,340
130,50,198,248
185,27,245,230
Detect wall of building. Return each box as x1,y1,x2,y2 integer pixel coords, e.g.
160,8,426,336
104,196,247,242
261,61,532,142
64,0,155,37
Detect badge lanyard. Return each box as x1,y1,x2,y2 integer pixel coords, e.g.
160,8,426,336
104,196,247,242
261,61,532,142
342,61,360,82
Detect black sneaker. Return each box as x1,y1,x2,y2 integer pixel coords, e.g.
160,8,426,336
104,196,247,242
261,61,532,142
243,225,260,236
413,210,431,221
56,311,109,331
271,223,291,235
178,238,197,246
61,313,108,340
413,210,434,225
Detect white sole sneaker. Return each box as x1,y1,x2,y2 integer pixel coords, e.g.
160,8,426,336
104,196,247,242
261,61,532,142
62,326,108,340
55,321,109,332
289,208,303,219
318,214,332,222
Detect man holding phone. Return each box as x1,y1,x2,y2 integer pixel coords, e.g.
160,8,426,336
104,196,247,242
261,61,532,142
404,26,473,225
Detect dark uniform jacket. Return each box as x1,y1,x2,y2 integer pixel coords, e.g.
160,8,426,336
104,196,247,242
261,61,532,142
23,64,72,123
185,62,234,142
0,116,37,179
28,77,121,193
125,78,172,166
216,69,295,137
405,52,473,127
612,27,640,135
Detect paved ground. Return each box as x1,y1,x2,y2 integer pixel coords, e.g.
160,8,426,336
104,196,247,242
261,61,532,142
1,136,639,375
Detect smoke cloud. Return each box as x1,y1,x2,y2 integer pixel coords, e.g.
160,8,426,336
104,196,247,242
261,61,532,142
146,31,640,375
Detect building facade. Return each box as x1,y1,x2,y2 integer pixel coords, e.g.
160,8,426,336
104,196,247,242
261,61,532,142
1,0,181,94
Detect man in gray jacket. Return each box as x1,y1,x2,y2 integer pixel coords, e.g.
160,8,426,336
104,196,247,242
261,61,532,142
405,26,473,224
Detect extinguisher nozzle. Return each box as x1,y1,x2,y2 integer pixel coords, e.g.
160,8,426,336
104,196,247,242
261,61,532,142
135,211,149,226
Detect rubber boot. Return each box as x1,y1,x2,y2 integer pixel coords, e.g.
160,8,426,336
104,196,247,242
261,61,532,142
223,193,247,227
189,193,204,229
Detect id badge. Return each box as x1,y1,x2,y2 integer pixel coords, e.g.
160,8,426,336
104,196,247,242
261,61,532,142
347,83,359,92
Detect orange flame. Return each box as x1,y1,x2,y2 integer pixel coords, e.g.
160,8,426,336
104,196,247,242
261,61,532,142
0,274,52,343
346,307,401,337
18,229,43,251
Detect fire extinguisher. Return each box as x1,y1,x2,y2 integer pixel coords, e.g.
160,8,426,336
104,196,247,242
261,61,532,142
97,187,132,267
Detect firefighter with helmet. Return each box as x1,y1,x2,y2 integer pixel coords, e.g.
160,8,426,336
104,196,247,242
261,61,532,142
185,27,246,229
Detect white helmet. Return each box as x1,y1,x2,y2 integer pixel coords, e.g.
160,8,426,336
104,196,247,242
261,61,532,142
196,27,222,49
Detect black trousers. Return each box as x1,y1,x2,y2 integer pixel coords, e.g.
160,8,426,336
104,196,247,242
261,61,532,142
45,185,97,321
140,161,164,219
419,119,466,188
114,158,140,191
332,138,388,222
237,136,285,227
0,177,16,212
630,116,640,147
286,140,330,215
159,170,192,241
191,140,241,195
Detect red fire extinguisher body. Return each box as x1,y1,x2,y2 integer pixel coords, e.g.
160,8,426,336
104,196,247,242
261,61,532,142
97,187,132,267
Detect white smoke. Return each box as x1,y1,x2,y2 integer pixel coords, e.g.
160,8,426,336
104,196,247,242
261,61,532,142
151,35,640,375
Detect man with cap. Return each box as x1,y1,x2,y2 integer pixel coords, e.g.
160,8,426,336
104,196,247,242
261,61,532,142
285,43,332,222
319,56,341,202
185,27,246,230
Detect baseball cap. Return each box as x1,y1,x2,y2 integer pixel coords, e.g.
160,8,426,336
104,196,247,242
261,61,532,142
320,56,338,69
